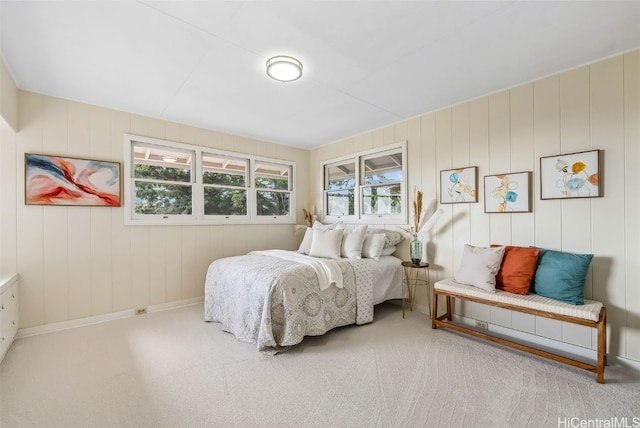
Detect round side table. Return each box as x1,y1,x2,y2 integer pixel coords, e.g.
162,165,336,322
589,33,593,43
401,261,430,318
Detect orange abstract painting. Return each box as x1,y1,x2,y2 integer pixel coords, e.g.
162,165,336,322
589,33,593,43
25,154,121,206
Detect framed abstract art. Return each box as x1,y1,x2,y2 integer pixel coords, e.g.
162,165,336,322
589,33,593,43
440,166,478,204
25,153,121,207
484,171,532,213
540,150,602,199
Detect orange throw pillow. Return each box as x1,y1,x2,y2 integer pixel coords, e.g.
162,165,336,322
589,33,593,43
492,245,539,295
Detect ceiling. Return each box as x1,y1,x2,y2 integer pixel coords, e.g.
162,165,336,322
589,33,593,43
1,1,639,150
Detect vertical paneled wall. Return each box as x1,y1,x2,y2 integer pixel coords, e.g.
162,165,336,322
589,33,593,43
0,118,17,276
0,57,18,276
13,92,308,328
310,50,640,363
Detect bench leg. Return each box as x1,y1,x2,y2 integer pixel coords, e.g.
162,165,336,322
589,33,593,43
431,291,438,329
597,307,607,384
432,291,454,329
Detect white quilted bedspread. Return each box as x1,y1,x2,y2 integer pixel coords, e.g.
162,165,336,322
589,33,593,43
204,250,374,354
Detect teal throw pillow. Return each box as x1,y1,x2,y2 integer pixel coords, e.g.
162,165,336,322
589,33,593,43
531,249,593,305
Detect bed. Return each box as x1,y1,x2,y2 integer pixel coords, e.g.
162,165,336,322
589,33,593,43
204,228,404,354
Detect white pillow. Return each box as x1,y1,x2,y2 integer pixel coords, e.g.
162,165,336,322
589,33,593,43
313,220,342,230
366,229,404,248
298,227,313,254
341,225,368,259
309,229,343,259
454,244,506,292
380,246,396,256
299,221,343,254
361,233,386,261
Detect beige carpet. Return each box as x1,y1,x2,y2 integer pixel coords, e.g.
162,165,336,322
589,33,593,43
1,302,638,428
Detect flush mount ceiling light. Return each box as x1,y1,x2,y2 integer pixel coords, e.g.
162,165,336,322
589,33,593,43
161,155,178,163
266,55,303,82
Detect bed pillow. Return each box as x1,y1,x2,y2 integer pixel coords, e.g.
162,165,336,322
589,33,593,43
309,228,343,259
298,227,313,254
341,225,368,259
531,248,593,305
491,245,539,295
366,229,404,248
380,246,396,256
361,233,386,260
299,221,343,255
313,220,342,230
454,244,505,292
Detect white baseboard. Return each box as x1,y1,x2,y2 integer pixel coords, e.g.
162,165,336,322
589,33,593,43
16,296,204,339
608,355,640,375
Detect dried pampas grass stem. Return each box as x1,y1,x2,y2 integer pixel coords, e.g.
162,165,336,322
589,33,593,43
302,208,315,227
413,189,423,232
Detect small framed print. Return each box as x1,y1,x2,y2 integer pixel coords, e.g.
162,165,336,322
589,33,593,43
540,150,602,199
484,171,532,213
440,166,478,204
25,153,121,206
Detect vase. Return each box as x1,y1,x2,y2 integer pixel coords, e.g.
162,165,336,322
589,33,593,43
410,237,422,265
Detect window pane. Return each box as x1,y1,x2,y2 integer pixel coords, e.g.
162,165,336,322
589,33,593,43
326,189,354,216
134,164,191,183
362,184,402,215
326,162,355,190
363,152,403,185
134,182,192,215
202,154,247,187
255,162,290,190
257,191,290,216
203,171,246,186
204,188,247,215
255,176,289,190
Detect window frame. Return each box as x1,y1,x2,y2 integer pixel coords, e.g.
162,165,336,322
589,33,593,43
323,158,358,219
201,151,250,219
253,158,294,218
129,141,196,221
322,141,407,225
123,134,296,226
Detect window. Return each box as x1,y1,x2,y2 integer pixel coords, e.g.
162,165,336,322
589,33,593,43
202,153,248,217
255,160,292,217
361,150,403,217
124,134,295,225
324,160,356,217
322,142,407,225
131,143,195,219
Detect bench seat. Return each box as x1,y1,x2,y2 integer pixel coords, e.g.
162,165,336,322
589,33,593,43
431,278,607,383
434,278,603,322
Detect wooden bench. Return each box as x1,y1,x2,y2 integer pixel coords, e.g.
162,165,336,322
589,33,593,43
431,278,607,383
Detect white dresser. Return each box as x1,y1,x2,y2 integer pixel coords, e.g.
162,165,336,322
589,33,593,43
0,274,19,363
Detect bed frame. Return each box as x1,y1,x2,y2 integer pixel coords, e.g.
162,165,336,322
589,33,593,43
431,279,607,383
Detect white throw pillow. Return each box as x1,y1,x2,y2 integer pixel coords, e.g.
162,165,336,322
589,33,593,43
454,244,506,292
361,233,386,261
341,225,368,259
309,229,343,259
313,220,342,230
380,246,396,256
366,229,404,248
299,221,343,255
298,227,313,254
